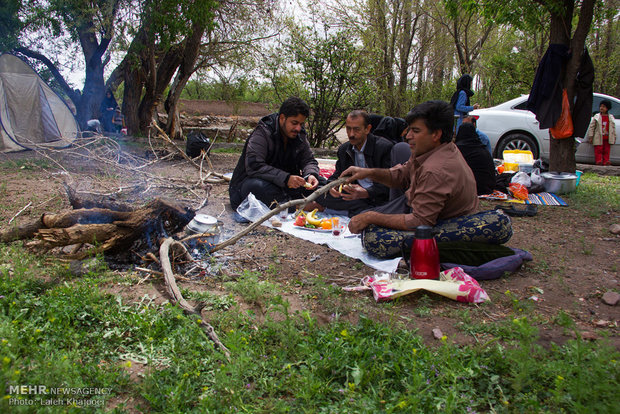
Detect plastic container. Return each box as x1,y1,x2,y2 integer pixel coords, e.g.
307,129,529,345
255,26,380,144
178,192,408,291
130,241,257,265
503,149,534,164
504,162,519,172
518,163,534,173
575,170,583,186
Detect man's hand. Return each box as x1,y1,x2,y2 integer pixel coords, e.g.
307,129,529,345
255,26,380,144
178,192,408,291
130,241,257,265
348,211,376,233
340,184,368,200
341,166,371,183
304,175,319,190
287,175,306,189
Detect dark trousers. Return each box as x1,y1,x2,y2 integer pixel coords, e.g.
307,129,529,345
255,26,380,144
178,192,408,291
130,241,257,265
230,177,315,211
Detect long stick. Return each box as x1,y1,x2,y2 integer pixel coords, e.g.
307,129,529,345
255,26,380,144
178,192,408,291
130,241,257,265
159,238,230,358
204,177,347,253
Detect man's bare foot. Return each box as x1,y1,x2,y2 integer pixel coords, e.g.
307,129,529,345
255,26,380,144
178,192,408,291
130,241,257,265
303,201,325,212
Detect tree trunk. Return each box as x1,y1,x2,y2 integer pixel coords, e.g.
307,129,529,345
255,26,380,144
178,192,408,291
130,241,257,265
548,0,595,173
164,22,207,140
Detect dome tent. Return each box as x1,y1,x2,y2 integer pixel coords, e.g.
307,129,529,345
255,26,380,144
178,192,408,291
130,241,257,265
0,53,78,152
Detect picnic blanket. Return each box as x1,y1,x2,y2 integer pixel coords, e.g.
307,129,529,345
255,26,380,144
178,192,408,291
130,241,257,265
479,190,567,206
525,192,568,206
237,193,401,273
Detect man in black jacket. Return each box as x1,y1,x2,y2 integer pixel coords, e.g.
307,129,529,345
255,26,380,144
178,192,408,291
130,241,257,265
309,110,394,216
229,97,320,210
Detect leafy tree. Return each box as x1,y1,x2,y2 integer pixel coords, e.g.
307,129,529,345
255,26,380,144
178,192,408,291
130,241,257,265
475,0,596,172
0,0,21,52
588,0,620,96
264,24,373,147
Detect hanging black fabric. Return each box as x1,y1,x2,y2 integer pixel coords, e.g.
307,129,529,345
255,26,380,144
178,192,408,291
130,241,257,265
526,44,571,129
572,48,595,138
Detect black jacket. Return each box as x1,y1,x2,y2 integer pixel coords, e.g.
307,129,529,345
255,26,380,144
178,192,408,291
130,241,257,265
328,133,393,204
455,123,496,195
229,113,319,203
527,44,571,129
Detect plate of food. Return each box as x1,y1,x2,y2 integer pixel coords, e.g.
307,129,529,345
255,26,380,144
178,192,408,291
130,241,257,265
293,210,338,232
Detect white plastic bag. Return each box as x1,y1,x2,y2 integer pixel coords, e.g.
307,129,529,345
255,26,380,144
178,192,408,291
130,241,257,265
510,171,531,188
236,193,271,223
530,168,544,186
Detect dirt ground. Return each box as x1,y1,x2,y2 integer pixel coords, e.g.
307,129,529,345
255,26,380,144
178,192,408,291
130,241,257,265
1,104,619,350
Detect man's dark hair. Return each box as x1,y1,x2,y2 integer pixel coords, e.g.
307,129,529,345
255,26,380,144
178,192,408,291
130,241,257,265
279,97,310,118
405,100,454,143
348,110,371,126
600,99,612,111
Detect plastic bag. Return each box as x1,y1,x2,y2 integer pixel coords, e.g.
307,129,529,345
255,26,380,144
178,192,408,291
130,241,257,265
530,168,543,186
508,183,529,200
510,171,531,188
236,193,271,223
549,89,574,139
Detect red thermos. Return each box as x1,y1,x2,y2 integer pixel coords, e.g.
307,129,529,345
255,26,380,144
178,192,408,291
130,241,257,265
410,225,440,279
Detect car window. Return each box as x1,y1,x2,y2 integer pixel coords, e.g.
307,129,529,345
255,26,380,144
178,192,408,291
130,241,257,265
592,96,620,117
513,101,529,110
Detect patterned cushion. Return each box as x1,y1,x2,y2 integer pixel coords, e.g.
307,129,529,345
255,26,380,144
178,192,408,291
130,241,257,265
361,209,513,259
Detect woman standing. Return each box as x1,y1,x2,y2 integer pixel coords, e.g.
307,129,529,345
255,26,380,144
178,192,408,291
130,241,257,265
450,74,479,132
99,90,118,133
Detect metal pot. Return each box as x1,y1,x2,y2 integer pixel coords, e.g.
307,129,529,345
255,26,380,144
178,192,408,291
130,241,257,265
185,214,222,245
541,172,577,194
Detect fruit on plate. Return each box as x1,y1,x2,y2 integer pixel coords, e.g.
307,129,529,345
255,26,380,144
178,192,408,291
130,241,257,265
321,219,332,230
294,213,306,226
305,209,323,226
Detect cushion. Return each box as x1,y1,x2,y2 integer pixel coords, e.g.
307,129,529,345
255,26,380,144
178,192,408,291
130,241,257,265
361,209,513,259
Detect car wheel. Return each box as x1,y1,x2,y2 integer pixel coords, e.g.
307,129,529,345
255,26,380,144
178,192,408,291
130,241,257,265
497,133,539,159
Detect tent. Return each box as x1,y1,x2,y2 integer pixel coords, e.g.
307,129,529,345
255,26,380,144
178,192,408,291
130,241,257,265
0,53,78,152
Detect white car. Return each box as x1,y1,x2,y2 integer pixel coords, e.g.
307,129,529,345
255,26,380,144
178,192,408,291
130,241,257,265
470,93,620,165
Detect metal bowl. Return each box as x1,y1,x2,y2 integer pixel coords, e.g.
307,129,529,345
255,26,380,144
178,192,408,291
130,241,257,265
541,172,577,194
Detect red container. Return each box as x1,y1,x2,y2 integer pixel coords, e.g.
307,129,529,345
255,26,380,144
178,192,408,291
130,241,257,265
410,225,440,280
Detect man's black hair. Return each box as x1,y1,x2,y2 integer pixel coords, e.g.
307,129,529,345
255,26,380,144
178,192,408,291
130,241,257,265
348,109,371,126
405,100,454,143
279,97,310,118
600,99,612,111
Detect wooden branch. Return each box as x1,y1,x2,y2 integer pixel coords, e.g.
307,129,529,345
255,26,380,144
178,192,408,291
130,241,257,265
159,238,230,358
205,177,347,253
151,121,201,170
8,202,32,225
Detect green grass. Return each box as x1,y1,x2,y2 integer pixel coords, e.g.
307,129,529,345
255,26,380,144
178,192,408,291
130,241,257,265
210,147,242,154
0,244,618,412
0,159,52,171
566,173,620,216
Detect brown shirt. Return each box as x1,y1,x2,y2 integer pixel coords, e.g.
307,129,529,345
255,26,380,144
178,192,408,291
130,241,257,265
389,142,479,229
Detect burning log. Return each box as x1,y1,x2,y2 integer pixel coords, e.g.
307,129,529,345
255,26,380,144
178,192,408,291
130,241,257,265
0,198,194,260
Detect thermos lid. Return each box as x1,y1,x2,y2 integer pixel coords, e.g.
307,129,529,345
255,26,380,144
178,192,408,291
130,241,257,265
414,225,433,239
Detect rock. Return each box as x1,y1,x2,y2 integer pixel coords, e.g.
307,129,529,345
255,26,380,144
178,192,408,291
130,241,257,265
594,319,611,327
432,328,443,339
602,291,620,306
581,331,597,341
610,224,620,235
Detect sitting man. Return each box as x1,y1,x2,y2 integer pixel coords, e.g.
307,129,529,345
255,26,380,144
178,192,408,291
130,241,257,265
229,97,320,211
341,101,511,258
454,122,496,195
344,100,479,233
310,110,394,216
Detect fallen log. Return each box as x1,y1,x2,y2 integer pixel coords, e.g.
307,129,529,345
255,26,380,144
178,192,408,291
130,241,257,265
4,198,194,260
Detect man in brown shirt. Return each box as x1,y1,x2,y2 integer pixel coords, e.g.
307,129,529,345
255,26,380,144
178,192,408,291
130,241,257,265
342,100,479,233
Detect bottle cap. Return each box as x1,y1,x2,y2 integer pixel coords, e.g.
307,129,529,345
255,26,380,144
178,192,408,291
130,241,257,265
414,225,433,239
